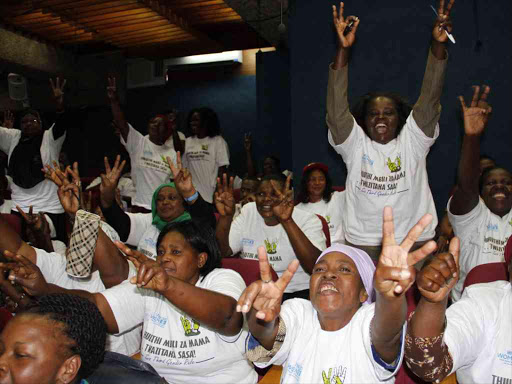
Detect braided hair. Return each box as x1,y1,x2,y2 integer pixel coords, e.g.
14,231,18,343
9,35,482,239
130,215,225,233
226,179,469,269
20,293,107,380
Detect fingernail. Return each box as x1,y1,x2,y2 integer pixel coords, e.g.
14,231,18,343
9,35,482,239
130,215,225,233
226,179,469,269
395,285,403,293
236,305,241,312
401,270,411,279
242,304,249,313
256,312,265,320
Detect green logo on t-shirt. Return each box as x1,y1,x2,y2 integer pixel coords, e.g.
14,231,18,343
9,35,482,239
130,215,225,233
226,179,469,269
386,155,402,173
264,239,277,254
180,316,200,336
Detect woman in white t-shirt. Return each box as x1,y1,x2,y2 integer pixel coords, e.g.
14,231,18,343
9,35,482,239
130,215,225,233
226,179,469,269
447,86,511,301
239,207,436,383
216,173,327,301
405,239,512,383
327,1,454,261
107,77,185,211
296,162,345,244
183,107,230,204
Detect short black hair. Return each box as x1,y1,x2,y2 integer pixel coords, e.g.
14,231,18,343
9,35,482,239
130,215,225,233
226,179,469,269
157,219,222,277
20,294,106,381
479,166,512,194
260,173,287,185
186,107,221,137
264,155,281,170
351,92,412,138
297,167,333,204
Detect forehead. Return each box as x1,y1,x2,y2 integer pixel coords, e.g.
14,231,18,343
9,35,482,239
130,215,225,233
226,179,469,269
3,315,61,346
22,114,38,121
258,179,282,191
308,169,326,179
264,157,277,165
242,179,259,189
157,186,178,197
367,96,397,110
317,251,358,269
485,169,512,182
160,230,187,247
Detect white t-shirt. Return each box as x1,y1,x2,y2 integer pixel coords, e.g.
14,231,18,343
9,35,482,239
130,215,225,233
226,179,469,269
0,126,65,214
0,199,13,214
34,248,141,356
448,197,512,301
444,281,512,383
229,203,327,293
254,299,403,383
121,124,184,209
296,191,346,244
328,114,438,246
183,136,230,203
101,268,257,384
126,212,159,260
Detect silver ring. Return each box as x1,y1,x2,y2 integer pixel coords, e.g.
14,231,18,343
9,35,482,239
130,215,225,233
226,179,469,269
262,279,272,284
14,302,18,309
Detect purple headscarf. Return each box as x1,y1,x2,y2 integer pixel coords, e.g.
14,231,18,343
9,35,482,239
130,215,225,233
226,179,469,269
316,244,376,305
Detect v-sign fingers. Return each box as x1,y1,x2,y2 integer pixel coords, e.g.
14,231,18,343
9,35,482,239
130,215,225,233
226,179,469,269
400,213,433,252
381,206,397,248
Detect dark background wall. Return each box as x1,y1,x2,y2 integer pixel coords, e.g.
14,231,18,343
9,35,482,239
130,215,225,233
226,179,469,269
280,0,512,216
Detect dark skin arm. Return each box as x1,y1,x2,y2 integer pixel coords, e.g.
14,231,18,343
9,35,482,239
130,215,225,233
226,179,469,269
372,207,437,363
119,244,244,337
49,77,70,140
16,206,54,253
107,77,129,142
0,216,36,263
271,176,322,274
214,174,236,257
450,86,492,215
244,133,257,178
238,247,299,349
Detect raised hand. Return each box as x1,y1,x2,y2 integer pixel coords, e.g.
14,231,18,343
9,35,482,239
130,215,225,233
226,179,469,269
237,247,299,322
43,160,67,187
16,205,48,233
166,152,195,199
106,77,117,101
244,132,252,152
0,251,49,297
432,0,455,43
49,77,66,110
332,2,360,49
2,110,14,128
374,207,437,298
417,237,459,303
271,174,294,223
459,85,492,136
100,155,126,208
214,173,235,217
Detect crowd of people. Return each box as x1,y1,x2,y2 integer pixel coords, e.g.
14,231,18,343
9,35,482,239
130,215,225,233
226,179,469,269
0,0,510,383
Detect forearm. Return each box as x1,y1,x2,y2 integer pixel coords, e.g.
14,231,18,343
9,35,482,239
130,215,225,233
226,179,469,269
281,219,320,274
172,130,184,154
450,135,480,214
405,298,452,382
52,110,72,140
246,150,256,177
30,230,54,253
372,294,407,363
110,99,128,142
101,202,131,241
93,228,129,288
159,278,243,336
0,217,36,262
247,308,280,350
326,49,354,145
216,216,234,257
412,45,448,137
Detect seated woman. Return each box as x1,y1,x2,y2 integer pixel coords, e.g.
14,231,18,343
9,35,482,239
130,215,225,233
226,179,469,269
327,1,454,261
216,173,327,301
296,162,345,244
404,238,511,383
0,78,70,241
4,220,258,384
100,154,215,260
239,206,436,383
183,107,230,204
0,293,106,384
107,77,183,212
446,86,511,301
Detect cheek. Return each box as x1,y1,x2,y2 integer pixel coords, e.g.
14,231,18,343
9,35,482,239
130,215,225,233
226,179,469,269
11,359,57,384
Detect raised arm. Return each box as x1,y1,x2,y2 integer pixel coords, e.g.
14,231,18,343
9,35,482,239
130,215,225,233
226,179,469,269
0,216,36,263
271,176,322,274
326,2,359,145
450,86,492,215
405,238,460,382
238,247,299,350
50,77,73,140
412,0,454,137
372,207,437,363
107,77,129,142
16,206,54,253
244,133,257,177
215,174,236,257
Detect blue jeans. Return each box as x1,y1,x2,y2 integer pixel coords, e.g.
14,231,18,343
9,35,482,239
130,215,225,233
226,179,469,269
87,352,167,384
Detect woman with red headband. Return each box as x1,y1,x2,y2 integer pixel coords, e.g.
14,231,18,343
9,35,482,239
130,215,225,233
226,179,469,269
107,77,183,212
296,163,345,244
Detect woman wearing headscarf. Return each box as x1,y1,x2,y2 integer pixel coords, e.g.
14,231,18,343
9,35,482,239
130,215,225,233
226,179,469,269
100,154,215,260
0,78,70,241
239,207,436,383
107,77,184,212
326,0,454,261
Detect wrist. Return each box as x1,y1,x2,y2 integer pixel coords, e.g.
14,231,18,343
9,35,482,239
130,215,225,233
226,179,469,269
182,188,198,200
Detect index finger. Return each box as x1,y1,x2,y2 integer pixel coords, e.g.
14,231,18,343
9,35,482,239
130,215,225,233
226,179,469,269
275,260,300,291
444,0,454,16
104,157,112,175
166,156,178,178
16,205,30,222
381,206,397,248
257,246,273,283
448,236,460,269
437,0,445,15
479,85,491,101
400,213,433,252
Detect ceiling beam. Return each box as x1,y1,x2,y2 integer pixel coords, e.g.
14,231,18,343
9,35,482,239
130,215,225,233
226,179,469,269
109,30,190,44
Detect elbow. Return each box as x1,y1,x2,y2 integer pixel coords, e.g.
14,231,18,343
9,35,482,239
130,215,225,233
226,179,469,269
218,300,243,337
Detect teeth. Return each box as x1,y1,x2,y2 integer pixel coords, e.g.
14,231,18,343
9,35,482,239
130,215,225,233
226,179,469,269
494,193,506,198
320,285,338,293
376,123,387,128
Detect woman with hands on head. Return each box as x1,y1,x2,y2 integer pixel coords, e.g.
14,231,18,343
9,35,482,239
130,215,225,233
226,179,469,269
240,206,436,383
0,78,71,242
215,173,327,301
446,86,511,301
100,153,215,261
405,237,512,383
327,0,454,262
107,77,184,212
